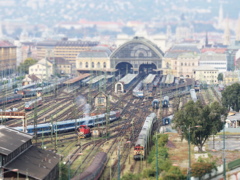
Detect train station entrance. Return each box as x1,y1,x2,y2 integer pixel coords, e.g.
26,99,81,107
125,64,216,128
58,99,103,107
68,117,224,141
110,36,164,75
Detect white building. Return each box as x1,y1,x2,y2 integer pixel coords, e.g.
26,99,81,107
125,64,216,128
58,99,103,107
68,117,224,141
193,66,219,84
199,51,227,72
29,58,53,80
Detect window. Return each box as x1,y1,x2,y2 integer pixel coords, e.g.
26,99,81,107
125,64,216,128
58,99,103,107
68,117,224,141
92,62,94,68
192,63,194,66
103,62,106,68
97,62,100,68
181,63,183,66
79,62,82,68
85,62,88,68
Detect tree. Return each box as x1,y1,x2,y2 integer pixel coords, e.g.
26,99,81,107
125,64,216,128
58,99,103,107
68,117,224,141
191,155,217,179
161,166,186,180
217,73,223,82
17,58,38,74
222,83,240,111
173,100,227,152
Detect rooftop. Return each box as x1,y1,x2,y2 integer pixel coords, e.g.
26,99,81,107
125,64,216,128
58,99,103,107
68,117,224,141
193,66,218,71
4,146,59,180
0,126,33,156
56,40,99,47
164,44,200,59
143,74,156,84
119,74,138,85
87,75,105,84
63,73,91,84
200,51,227,61
0,41,16,48
48,57,71,65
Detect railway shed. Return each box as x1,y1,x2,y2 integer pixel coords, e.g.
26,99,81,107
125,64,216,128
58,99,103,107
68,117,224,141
143,74,156,90
115,74,138,93
87,75,105,89
0,125,59,180
165,74,175,86
63,73,91,87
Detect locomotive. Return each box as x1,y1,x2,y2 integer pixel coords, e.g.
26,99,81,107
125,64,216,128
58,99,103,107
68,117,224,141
77,125,91,138
24,97,43,111
152,99,160,109
134,113,156,160
162,96,169,108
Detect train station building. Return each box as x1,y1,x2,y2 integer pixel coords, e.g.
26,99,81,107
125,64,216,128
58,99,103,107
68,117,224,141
76,37,164,76
0,126,59,180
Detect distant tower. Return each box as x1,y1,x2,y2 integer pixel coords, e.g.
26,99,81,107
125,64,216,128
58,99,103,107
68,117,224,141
205,31,209,47
27,46,32,58
223,18,230,45
218,3,224,28
236,17,240,41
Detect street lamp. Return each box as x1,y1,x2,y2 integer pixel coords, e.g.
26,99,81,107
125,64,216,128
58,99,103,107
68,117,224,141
221,118,226,180
187,125,201,180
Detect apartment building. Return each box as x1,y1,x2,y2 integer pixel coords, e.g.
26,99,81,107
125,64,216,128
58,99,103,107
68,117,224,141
0,41,17,76
54,39,99,70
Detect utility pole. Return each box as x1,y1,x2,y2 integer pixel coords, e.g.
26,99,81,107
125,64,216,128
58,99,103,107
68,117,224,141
156,132,158,180
117,144,121,180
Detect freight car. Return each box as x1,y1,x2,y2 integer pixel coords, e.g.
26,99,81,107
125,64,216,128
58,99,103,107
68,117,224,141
71,152,107,180
152,99,160,109
162,96,169,108
14,110,121,135
0,94,22,105
24,97,43,111
134,113,157,160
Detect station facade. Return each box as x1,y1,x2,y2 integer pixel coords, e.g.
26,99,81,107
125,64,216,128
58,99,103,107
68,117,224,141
76,37,164,75
110,36,164,74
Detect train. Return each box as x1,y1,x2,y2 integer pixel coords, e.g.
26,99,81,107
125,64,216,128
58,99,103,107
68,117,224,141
14,83,37,94
0,94,22,106
152,99,160,109
134,113,157,160
77,125,91,138
24,97,43,111
218,84,225,92
13,110,121,135
162,115,173,125
16,80,65,97
190,89,197,102
162,96,169,108
132,81,144,98
194,85,200,92
71,152,107,180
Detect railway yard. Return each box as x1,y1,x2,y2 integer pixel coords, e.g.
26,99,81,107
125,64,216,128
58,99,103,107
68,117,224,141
0,73,225,179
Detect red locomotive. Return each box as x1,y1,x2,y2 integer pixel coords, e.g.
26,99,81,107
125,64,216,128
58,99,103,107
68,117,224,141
77,125,91,138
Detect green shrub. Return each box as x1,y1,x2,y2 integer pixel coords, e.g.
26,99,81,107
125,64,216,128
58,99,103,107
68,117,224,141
121,172,141,180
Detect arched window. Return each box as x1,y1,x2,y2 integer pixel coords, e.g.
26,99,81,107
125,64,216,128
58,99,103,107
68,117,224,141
92,62,94,68
85,62,88,68
97,62,100,68
192,63,194,66
79,62,82,68
103,62,106,68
